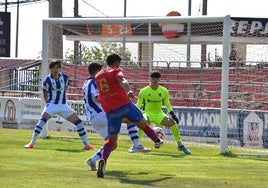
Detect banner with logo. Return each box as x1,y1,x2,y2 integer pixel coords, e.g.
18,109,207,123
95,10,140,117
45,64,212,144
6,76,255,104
0,97,267,148
172,107,240,145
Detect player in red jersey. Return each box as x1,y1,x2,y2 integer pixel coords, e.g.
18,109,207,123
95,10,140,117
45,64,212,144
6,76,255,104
95,53,163,178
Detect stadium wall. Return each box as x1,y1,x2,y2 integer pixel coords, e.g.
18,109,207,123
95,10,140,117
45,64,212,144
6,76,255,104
0,96,267,148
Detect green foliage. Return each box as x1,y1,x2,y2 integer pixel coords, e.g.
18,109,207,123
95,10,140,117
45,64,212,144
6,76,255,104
65,42,134,65
1,128,268,188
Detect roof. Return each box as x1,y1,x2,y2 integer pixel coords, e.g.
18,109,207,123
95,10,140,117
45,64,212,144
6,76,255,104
63,17,268,44
0,58,41,70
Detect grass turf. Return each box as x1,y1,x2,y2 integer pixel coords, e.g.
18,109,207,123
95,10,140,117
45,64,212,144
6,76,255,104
0,128,267,188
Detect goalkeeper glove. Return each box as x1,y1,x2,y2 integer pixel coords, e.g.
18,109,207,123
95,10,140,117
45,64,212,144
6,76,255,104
169,111,179,124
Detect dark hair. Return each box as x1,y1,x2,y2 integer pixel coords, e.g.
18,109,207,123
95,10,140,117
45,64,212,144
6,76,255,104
88,62,102,74
106,53,122,65
49,60,61,69
150,70,161,78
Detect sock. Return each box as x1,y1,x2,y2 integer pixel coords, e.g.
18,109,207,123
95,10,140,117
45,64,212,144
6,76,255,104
90,147,103,163
127,123,141,147
170,124,182,143
138,128,144,138
31,117,47,143
142,124,158,142
102,140,114,160
74,119,89,146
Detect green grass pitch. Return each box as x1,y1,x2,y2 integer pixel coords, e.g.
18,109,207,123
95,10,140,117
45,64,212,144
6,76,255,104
0,128,267,188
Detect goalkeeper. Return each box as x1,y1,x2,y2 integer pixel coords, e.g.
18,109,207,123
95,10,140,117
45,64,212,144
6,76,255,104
137,70,191,155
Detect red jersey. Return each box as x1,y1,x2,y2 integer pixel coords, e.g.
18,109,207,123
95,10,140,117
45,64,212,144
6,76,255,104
95,66,131,113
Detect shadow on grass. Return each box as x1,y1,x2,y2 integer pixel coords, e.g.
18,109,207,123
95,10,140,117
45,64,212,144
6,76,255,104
33,146,85,153
106,170,174,186
221,150,238,157
39,136,87,153
55,148,84,153
149,151,188,158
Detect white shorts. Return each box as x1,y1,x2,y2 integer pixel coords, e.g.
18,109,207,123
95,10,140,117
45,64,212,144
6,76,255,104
87,111,108,139
43,103,75,119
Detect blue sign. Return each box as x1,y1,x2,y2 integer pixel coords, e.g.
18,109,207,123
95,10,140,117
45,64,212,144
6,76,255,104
0,12,10,57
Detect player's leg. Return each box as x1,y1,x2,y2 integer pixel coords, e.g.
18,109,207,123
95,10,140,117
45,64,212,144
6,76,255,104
126,122,151,153
97,134,117,178
161,116,182,141
90,112,108,139
160,116,191,155
24,109,51,148
86,147,103,171
68,113,94,150
137,113,149,138
64,105,93,150
135,119,163,148
97,109,121,178
86,114,108,170
126,103,163,148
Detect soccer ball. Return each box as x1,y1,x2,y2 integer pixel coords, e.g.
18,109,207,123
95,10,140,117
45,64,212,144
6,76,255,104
153,126,164,139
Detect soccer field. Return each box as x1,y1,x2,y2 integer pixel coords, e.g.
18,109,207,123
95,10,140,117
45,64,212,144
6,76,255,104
0,128,267,188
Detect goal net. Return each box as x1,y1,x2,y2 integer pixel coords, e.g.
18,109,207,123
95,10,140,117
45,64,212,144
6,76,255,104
40,15,234,153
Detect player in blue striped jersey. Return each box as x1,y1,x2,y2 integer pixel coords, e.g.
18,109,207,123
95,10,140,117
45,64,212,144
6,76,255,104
24,60,93,150
83,62,151,171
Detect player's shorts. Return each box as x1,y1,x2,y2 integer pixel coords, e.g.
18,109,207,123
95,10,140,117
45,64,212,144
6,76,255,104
88,111,108,139
43,103,75,119
144,111,166,125
106,102,143,135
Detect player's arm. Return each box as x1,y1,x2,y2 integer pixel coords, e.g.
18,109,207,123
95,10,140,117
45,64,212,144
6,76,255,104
65,75,70,90
117,77,134,99
164,89,179,124
42,79,49,102
163,89,173,112
91,82,100,103
43,91,48,102
136,89,144,109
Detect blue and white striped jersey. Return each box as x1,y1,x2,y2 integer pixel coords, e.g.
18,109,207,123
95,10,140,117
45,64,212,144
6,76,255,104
42,72,69,104
83,77,104,115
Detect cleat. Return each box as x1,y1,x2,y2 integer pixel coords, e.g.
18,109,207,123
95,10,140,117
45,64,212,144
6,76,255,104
24,142,35,149
84,144,95,150
179,145,191,155
128,145,151,153
97,159,106,178
154,139,164,149
86,158,97,171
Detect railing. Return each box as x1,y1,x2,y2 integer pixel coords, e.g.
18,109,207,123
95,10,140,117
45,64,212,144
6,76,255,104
1,60,268,111
0,89,40,98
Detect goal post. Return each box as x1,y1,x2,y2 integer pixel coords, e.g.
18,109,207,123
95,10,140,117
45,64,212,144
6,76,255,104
40,20,49,139
41,15,231,154
220,15,231,154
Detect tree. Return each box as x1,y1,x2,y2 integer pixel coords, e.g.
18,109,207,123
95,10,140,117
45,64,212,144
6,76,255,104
65,42,134,65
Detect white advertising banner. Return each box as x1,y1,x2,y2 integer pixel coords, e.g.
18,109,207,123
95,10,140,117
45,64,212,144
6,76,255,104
0,97,91,131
